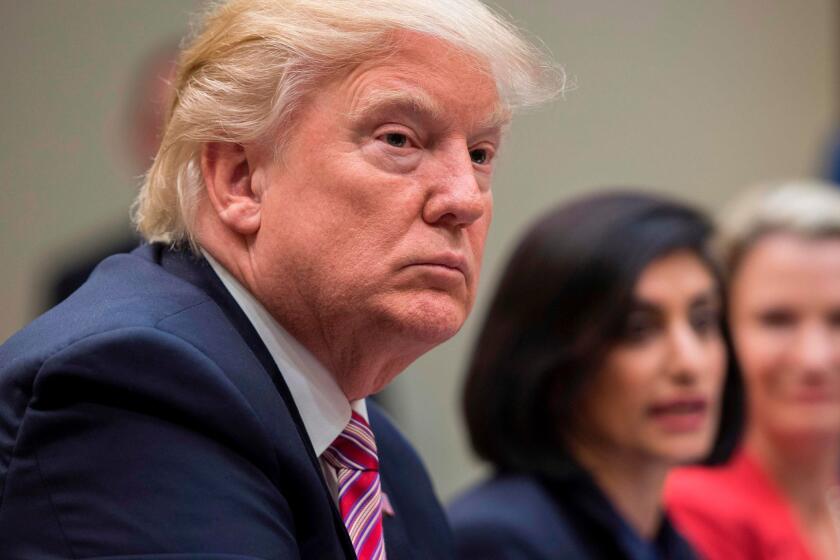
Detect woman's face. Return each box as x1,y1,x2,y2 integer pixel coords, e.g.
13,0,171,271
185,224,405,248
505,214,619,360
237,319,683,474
730,233,840,442
573,250,727,467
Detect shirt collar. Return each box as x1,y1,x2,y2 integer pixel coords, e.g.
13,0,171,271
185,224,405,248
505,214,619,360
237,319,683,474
202,250,367,456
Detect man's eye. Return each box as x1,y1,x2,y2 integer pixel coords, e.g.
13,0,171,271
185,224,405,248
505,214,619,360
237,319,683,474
470,148,489,165
384,133,408,148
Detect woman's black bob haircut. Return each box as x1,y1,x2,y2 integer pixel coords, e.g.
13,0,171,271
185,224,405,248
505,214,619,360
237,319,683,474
463,191,743,477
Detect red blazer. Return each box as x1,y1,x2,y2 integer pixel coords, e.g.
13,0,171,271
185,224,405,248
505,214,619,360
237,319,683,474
665,452,814,560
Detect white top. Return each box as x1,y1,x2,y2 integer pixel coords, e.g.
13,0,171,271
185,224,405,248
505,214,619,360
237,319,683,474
203,250,367,501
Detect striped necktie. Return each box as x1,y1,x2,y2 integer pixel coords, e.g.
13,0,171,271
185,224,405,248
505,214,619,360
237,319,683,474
322,411,387,560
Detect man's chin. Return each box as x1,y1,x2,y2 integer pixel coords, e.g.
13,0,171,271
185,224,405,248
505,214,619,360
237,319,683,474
383,294,468,345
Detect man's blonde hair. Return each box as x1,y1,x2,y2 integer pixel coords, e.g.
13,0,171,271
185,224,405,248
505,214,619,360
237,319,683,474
718,179,840,275
132,0,562,248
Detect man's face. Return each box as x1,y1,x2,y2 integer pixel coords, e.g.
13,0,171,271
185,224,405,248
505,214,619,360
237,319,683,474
249,33,504,367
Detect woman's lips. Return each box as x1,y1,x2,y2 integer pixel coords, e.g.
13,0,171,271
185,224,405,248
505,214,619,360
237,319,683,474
648,398,709,432
791,388,838,403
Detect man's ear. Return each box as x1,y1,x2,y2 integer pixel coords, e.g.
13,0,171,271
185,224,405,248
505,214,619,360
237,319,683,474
201,142,261,236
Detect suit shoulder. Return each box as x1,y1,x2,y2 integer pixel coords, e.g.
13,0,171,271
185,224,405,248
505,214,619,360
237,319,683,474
449,474,558,532
0,322,308,558
449,474,580,559
0,255,284,490
2,251,211,367
7,325,272,447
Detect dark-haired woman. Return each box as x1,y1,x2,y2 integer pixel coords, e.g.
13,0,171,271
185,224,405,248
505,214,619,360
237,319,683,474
448,191,742,560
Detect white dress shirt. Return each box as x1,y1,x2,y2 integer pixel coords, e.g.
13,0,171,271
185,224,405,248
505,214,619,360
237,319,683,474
203,250,366,502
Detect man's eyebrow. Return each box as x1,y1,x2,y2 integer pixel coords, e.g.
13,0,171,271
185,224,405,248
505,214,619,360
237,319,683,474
348,89,445,122
348,88,511,132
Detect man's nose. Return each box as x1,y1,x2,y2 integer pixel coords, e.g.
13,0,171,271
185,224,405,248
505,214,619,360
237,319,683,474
422,144,486,228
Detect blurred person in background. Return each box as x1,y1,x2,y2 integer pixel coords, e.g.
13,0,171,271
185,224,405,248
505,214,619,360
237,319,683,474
0,0,558,558
824,129,840,187
45,41,178,307
666,180,840,560
448,191,742,559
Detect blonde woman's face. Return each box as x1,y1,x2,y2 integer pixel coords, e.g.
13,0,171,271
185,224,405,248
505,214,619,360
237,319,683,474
731,233,840,442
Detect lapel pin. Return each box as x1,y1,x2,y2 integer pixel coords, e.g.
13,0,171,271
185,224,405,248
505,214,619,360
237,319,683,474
381,492,395,517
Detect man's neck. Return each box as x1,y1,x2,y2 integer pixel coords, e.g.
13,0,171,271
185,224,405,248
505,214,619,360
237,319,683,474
200,243,428,401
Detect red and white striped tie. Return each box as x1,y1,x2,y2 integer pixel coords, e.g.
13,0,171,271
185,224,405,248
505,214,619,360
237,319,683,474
322,411,387,560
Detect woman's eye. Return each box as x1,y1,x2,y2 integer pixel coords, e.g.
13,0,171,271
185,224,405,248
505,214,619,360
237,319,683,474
625,324,655,342
621,313,659,343
384,132,409,148
690,309,720,336
758,309,796,329
470,148,489,165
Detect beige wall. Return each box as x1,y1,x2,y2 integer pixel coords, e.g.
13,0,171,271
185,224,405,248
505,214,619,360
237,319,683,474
0,1,201,337
1,1,836,501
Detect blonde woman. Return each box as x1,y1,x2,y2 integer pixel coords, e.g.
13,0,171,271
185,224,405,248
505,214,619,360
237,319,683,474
667,180,840,560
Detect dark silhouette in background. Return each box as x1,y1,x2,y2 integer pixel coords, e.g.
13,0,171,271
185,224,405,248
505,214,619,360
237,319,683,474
45,42,178,308
826,128,840,186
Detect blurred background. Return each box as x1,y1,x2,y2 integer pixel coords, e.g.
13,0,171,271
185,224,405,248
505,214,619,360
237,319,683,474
1,0,837,501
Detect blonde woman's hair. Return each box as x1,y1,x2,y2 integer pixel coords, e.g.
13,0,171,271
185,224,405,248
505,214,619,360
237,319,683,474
132,0,563,248
718,179,840,275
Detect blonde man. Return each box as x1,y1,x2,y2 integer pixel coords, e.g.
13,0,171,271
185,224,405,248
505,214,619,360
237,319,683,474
0,0,558,558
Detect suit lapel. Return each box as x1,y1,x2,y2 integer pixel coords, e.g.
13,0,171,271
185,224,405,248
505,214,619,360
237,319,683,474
379,469,415,560
155,245,356,558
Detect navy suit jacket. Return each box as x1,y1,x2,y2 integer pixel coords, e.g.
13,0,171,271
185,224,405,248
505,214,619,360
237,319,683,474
0,244,453,559
448,473,696,560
